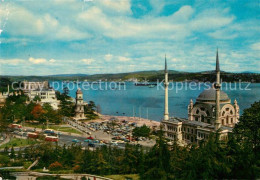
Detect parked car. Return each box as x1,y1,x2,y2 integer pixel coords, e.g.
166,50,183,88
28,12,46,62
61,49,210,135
117,140,125,144
88,142,95,147
93,140,99,143
87,136,94,140
84,139,92,143
44,129,55,134
10,124,22,129
72,139,80,143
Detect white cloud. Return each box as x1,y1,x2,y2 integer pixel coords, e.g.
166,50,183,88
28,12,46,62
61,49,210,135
1,3,89,41
149,0,165,15
97,0,132,14
251,42,260,50
171,5,194,21
29,57,47,64
81,58,94,64
118,56,130,62
55,26,90,40
208,29,238,39
191,15,234,32
0,58,25,65
49,59,56,63
104,54,113,61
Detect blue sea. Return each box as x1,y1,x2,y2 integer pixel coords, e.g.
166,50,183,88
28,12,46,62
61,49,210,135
50,81,260,121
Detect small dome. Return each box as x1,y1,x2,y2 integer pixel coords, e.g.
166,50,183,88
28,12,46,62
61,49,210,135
197,88,230,102
76,88,82,94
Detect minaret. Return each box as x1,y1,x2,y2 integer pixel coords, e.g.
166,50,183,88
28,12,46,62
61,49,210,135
75,88,85,119
234,99,240,123
164,55,169,121
188,99,193,121
215,49,221,130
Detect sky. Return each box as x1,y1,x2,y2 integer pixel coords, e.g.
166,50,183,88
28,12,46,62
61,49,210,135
0,0,259,75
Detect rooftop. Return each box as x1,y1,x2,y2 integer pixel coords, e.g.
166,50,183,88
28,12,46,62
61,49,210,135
197,88,230,102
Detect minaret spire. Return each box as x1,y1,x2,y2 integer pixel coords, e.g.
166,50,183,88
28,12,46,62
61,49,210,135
164,54,169,121
216,48,220,72
165,54,167,73
215,49,221,130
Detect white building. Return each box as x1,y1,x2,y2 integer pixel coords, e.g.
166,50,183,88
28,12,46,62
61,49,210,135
22,81,49,92
28,89,59,109
22,81,59,110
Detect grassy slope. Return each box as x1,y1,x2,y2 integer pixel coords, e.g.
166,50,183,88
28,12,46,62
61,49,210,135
105,174,140,180
0,137,38,148
24,124,82,135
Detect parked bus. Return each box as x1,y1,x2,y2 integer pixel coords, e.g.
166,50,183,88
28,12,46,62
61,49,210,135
10,124,22,129
27,132,39,139
45,136,59,142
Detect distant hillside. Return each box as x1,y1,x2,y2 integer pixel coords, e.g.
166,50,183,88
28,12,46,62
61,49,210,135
1,70,260,83
48,74,88,77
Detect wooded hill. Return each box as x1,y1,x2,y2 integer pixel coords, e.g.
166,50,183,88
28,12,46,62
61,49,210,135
1,70,260,83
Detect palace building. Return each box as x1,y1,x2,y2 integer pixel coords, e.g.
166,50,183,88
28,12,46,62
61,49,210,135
161,50,239,144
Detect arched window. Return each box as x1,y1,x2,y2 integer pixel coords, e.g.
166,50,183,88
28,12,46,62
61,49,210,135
195,117,199,121
206,110,210,116
222,119,224,125
230,110,233,115
196,109,199,114
222,111,225,116
201,115,205,122
226,116,229,124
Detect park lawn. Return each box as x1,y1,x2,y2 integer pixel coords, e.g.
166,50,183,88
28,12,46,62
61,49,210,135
24,123,82,135
52,126,83,135
105,174,139,180
0,138,38,148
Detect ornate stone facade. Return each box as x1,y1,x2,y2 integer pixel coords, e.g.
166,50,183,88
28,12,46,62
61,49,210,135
188,88,239,127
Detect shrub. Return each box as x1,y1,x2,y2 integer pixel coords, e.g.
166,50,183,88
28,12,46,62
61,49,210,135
72,165,81,173
49,161,63,171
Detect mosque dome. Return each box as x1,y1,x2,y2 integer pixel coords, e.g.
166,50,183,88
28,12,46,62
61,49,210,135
196,88,230,102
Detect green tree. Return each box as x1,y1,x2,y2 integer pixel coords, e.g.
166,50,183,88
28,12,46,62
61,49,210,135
232,101,260,178
10,146,15,159
132,125,150,138
33,95,41,102
0,154,10,166
141,129,170,180
233,101,260,156
42,103,61,124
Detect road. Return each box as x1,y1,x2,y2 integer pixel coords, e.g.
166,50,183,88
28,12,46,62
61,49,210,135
58,134,125,149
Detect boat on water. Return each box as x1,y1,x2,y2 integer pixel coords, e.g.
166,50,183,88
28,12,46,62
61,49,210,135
148,84,156,88
134,83,157,86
